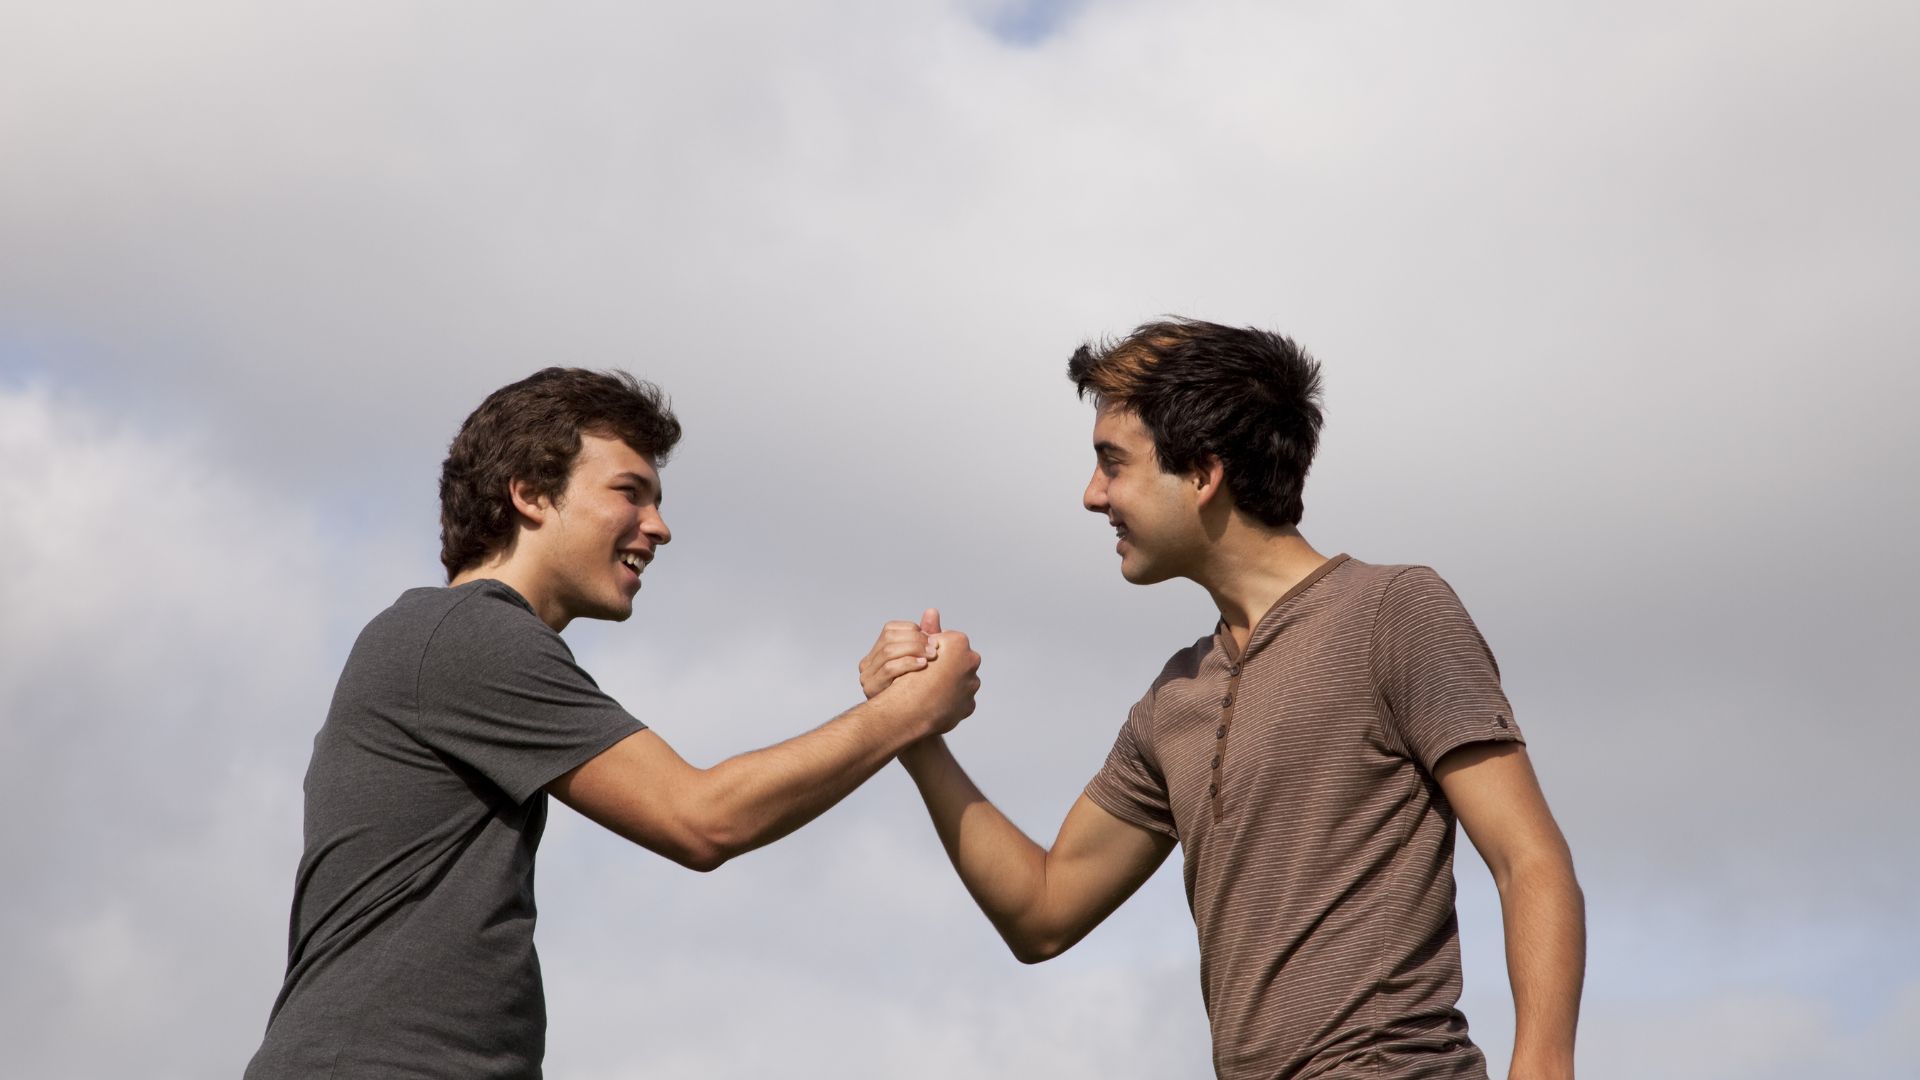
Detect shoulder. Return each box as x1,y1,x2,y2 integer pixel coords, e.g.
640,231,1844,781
1329,560,1465,622
1146,631,1217,693
416,581,569,671
1375,562,1469,614
439,579,549,635
1329,557,1447,595
1364,562,1500,676
1122,631,1218,738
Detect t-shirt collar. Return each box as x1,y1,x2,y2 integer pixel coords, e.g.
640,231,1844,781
1215,553,1352,665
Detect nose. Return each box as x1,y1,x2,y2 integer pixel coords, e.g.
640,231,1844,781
644,506,672,547
1083,467,1109,515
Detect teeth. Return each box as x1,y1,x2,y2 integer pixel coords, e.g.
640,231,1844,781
620,552,644,572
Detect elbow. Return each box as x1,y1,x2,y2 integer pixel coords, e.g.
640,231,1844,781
603,805,736,871
673,785,756,872
673,842,730,873
1006,930,1069,965
1496,850,1582,900
685,812,765,872
672,827,746,873
1011,943,1060,965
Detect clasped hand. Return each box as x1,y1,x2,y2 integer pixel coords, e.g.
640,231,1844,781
858,608,981,736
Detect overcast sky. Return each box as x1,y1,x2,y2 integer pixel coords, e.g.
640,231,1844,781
4,2,1917,1077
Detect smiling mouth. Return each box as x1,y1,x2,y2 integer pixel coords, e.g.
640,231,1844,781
619,551,649,577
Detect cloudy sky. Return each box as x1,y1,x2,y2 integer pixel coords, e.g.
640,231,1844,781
4,1,1916,1076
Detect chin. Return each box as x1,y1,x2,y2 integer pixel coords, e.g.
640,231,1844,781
1119,559,1176,586
587,595,636,622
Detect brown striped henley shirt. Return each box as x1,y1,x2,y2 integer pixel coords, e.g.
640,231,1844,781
1085,555,1523,1080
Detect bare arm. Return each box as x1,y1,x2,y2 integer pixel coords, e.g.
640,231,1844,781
898,737,1175,962
551,630,980,872
1436,742,1585,1080
863,611,1173,962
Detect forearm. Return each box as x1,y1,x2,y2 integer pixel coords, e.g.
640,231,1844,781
897,737,1059,960
1498,857,1586,1079
693,699,925,862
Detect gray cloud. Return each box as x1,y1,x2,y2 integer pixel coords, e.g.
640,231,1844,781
3,1,1916,1075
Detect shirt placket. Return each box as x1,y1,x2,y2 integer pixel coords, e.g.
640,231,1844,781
1211,656,1242,823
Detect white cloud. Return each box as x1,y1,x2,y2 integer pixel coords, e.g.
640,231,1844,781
4,0,1917,1073
0,386,349,1076
1572,983,1920,1080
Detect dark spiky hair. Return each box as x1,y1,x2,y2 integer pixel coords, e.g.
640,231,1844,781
1069,318,1324,527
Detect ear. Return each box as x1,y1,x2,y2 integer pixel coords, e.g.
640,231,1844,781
507,477,553,526
1192,454,1228,509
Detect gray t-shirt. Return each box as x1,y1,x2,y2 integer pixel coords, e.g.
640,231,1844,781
247,580,644,1079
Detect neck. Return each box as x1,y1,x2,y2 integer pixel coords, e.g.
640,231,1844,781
450,551,569,632
1195,527,1329,648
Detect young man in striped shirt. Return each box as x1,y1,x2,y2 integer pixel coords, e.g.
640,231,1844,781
861,320,1584,1079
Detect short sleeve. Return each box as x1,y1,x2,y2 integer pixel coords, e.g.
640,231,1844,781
1084,701,1179,840
415,590,645,804
1371,566,1523,772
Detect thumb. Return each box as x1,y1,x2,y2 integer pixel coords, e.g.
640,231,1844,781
920,607,942,635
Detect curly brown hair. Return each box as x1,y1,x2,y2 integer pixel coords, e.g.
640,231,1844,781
439,367,682,580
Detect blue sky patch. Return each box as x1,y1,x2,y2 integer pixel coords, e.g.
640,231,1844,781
980,0,1089,47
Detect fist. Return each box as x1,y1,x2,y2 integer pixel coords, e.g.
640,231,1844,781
860,609,981,736
906,629,982,736
858,608,941,699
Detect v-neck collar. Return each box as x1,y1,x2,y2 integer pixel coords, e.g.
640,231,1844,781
1216,553,1351,665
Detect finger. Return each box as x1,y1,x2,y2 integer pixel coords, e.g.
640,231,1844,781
871,656,928,689
883,628,934,658
927,630,958,659
880,625,930,648
865,629,929,665
920,608,942,635
931,631,969,654
883,645,929,672
877,639,932,662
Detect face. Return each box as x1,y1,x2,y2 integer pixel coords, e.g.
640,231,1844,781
1083,405,1206,585
531,433,671,626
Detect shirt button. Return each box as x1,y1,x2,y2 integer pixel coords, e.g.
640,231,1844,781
1216,725,1227,739
1211,755,1221,769
1221,696,1232,707
1208,783,1218,797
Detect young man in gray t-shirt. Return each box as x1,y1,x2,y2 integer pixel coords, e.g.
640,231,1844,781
248,368,980,1079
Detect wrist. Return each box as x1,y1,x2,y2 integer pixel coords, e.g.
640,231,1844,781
897,735,948,775
862,692,940,748
1508,1048,1574,1080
